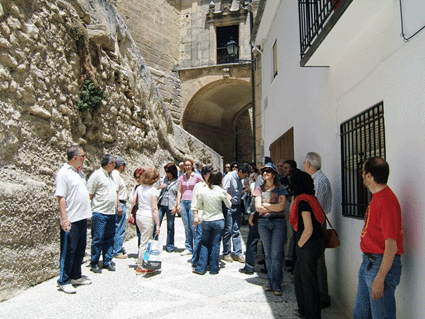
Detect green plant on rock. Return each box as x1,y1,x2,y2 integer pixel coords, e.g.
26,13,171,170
77,79,104,113
70,26,86,55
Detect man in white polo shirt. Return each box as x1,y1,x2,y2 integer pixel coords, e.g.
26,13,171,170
87,154,121,273
55,145,92,294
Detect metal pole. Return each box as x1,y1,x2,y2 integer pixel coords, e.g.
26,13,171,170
249,7,256,164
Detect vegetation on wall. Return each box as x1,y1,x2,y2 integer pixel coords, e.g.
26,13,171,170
77,78,104,113
69,25,103,114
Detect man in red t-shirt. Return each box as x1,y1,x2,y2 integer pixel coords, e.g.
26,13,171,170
353,157,403,319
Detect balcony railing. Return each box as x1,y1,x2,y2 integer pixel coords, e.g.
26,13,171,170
298,0,352,65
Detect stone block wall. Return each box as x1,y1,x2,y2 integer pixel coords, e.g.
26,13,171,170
110,0,182,124
0,0,220,301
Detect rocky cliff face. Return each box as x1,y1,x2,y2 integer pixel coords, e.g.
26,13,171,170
0,0,221,300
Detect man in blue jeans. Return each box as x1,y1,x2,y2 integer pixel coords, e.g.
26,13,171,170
55,145,92,294
222,162,251,263
353,157,403,319
239,156,272,274
87,154,121,273
111,157,128,259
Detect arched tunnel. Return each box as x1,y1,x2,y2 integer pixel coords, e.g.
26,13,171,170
182,78,253,165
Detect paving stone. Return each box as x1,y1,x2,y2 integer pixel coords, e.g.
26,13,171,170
0,218,349,318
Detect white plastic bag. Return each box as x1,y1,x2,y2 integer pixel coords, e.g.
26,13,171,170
142,238,162,270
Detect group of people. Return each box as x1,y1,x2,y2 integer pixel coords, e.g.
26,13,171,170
55,145,403,319
55,147,132,294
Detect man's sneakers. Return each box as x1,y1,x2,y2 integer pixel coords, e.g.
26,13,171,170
114,253,127,259
59,275,91,294
103,264,116,271
71,275,92,286
239,267,254,275
90,265,102,274
180,249,192,256
59,283,76,294
232,255,245,263
222,255,233,263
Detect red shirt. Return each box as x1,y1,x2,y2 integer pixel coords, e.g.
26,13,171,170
360,186,403,255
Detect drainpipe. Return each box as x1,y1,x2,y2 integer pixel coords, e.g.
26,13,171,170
249,1,256,164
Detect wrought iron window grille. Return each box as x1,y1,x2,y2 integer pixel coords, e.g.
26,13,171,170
340,102,386,218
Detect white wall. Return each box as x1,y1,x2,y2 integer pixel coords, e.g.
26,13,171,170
259,0,425,317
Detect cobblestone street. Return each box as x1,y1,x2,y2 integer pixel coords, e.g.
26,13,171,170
0,218,350,319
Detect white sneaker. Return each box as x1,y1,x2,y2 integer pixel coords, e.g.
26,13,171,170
71,275,92,286
180,249,193,256
59,283,76,294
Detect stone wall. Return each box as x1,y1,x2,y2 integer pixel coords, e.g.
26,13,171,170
110,0,182,124
0,0,220,301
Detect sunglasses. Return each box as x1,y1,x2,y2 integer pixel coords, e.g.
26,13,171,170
263,169,273,174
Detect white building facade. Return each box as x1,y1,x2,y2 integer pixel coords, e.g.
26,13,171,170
253,0,425,317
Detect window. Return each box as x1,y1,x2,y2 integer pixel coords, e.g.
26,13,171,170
269,127,294,162
273,40,278,78
216,25,239,64
340,102,385,218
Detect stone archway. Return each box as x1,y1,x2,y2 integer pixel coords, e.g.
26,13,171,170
182,77,253,164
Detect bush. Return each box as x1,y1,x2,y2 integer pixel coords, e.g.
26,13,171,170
77,79,104,113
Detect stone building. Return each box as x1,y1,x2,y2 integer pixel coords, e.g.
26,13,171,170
112,0,263,164
0,0,221,300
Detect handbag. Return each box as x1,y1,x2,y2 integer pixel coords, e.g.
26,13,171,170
322,213,340,248
142,236,162,271
128,186,139,225
157,179,177,206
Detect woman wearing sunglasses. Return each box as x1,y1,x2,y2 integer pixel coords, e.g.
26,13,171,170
253,162,288,296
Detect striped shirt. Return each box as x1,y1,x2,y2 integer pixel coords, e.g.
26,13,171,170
312,170,332,215
222,170,243,205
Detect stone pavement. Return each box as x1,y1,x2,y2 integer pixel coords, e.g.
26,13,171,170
0,217,350,319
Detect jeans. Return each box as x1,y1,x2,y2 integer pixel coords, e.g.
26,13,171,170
353,254,401,319
158,205,175,252
192,224,202,265
244,216,259,272
90,213,115,267
294,238,325,319
258,218,286,291
113,203,127,256
58,219,87,285
196,219,225,274
222,204,243,256
180,200,195,252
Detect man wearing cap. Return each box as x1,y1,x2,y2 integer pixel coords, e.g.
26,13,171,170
87,154,121,273
222,162,251,263
239,156,272,274
111,157,128,259
281,160,297,271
